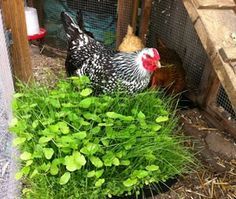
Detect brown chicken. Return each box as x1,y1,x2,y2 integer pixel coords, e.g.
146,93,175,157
118,25,144,52
150,63,186,94
150,39,186,95
118,28,185,94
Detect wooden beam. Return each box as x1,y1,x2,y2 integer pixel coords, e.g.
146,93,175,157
219,47,236,62
204,106,236,138
204,71,220,107
116,0,134,49
183,0,236,110
1,0,33,83
131,0,139,33
197,61,220,107
32,0,44,27
183,0,199,23
213,52,236,111
193,0,236,9
139,0,152,45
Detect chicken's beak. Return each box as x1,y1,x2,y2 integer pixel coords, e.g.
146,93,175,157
156,61,162,68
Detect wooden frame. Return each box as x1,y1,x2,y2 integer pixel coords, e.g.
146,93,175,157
203,72,236,138
116,0,138,49
183,0,236,137
131,0,139,33
116,0,153,48
183,0,236,110
139,0,152,45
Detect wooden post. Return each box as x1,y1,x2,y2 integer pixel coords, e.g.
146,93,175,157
1,0,33,83
139,0,152,45
197,61,219,107
116,0,134,49
131,0,139,33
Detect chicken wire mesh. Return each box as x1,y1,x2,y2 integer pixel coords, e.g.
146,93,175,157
0,10,19,199
146,0,236,131
0,101,19,199
217,86,236,120
44,0,117,49
147,0,209,94
0,102,13,199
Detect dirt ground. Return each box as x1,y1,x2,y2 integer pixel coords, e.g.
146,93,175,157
154,109,236,199
31,48,236,199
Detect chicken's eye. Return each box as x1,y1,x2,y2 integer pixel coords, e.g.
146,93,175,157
143,53,152,59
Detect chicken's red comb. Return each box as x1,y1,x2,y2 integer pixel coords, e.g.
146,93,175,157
152,48,160,60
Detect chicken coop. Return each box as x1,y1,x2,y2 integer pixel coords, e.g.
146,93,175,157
26,0,236,137
0,0,236,198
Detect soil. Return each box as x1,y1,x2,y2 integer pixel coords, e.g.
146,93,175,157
31,46,236,199
153,109,236,199
30,45,66,86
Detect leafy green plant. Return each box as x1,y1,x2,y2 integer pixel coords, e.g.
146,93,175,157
10,77,194,199
104,31,116,46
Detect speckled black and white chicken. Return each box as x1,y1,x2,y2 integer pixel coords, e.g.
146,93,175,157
61,12,162,94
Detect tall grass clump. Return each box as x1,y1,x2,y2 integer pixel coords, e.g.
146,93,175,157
10,76,194,199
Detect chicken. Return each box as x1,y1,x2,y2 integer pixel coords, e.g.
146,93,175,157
118,25,144,52
118,27,185,94
150,40,186,94
150,64,185,94
61,12,161,94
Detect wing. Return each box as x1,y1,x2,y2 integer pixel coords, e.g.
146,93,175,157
74,50,117,93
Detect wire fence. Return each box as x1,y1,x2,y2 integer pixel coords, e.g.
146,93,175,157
147,0,236,124
217,86,236,120
44,0,117,49
147,0,208,93
0,10,19,199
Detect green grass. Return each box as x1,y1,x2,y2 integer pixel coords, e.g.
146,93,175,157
10,77,195,199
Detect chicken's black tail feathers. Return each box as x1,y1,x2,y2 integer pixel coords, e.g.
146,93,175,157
76,10,94,38
61,11,84,39
76,10,84,30
61,11,93,76
61,11,94,47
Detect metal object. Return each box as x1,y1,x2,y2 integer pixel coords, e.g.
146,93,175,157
5,29,13,47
